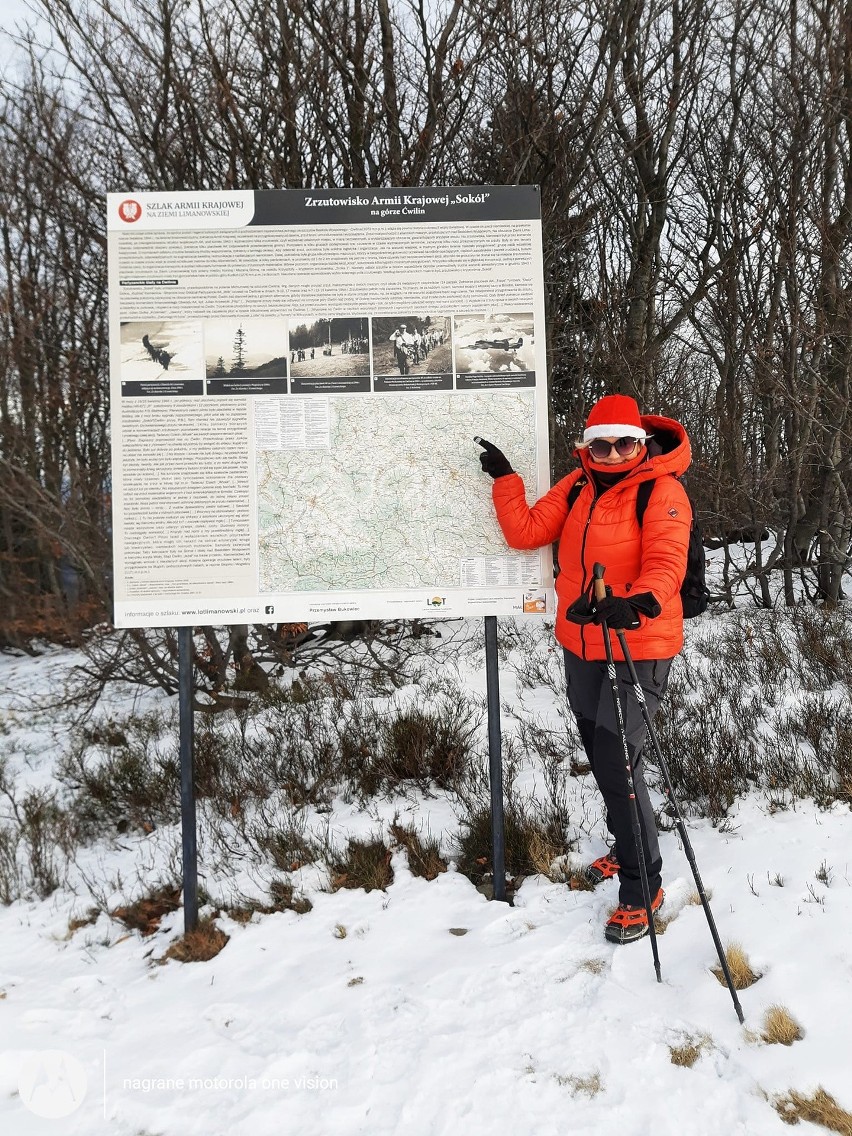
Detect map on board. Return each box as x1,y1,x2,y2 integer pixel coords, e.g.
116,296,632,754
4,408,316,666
256,391,539,593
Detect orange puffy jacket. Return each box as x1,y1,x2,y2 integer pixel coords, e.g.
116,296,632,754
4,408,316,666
492,414,692,662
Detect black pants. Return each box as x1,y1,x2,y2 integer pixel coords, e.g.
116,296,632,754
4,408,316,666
563,649,672,906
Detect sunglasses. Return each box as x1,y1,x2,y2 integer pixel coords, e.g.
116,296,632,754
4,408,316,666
588,436,642,460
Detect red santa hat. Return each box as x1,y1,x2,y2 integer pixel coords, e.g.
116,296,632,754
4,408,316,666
583,394,647,443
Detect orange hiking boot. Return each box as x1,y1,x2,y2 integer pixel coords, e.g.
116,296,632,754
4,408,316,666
604,888,664,944
585,849,620,886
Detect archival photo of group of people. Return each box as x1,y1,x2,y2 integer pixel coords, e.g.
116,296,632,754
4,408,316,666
288,317,371,379
372,315,453,378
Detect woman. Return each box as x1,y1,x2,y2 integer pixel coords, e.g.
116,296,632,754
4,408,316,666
477,394,691,943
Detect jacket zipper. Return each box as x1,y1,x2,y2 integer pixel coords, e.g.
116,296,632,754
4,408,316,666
578,490,600,661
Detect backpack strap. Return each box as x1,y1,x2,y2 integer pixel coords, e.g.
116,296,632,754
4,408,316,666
566,475,587,513
635,479,654,526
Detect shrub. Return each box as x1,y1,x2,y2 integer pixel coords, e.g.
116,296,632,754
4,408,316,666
0,789,79,902
222,881,313,922
346,685,483,800
389,820,447,879
59,712,178,835
0,825,21,904
267,880,313,914
0,752,78,903
769,697,852,807
258,825,322,873
329,835,393,892
654,680,759,821
455,801,567,885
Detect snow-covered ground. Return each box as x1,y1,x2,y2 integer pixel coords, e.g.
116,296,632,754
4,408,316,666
0,608,849,1135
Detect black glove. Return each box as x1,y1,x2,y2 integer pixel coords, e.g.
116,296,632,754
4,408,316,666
567,588,660,628
475,437,514,479
628,592,661,619
593,595,641,630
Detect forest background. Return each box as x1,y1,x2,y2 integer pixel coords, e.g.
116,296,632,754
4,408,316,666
0,0,850,667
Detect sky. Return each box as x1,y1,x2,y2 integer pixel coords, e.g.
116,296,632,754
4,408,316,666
0,1,55,81
0,1,38,69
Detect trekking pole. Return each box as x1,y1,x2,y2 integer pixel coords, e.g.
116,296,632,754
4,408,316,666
592,563,662,983
611,626,745,1025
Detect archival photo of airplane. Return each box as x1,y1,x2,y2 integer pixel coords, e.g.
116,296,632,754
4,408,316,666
466,336,524,351
453,313,535,373
119,320,204,381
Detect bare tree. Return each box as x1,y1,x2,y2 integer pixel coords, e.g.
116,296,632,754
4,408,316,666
0,64,111,645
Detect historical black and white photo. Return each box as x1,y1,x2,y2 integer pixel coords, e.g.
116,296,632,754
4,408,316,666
204,318,288,379
119,320,204,381
372,315,452,378
454,313,535,373
288,317,371,378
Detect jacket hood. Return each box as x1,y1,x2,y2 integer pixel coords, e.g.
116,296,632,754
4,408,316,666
577,413,691,483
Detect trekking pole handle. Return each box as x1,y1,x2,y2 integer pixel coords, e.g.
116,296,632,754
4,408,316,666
593,562,607,603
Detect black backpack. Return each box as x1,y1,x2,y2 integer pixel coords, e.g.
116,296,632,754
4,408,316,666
566,475,710,618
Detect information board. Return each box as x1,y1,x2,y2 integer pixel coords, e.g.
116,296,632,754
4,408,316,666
106,187,553,627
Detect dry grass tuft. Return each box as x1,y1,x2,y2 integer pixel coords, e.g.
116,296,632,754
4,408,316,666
456,802,567,886
554,1071,602,1097
774,1087,852,1133
712,941,761,989
578,958,606,975
330,836,393,893
686,888,711,905
268,880,313,914
111,885,181,936
224,882,313,923
67,907,100,935
389,821,447,880
566,867,596,891
223,906,256,925
761,1005,803,1046
669,1033,711,1067
260,826,322,874
653,911,676,934
528,829,562,877
163,917,229,963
